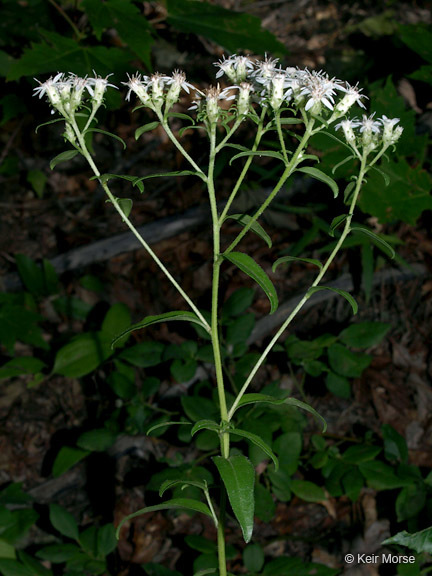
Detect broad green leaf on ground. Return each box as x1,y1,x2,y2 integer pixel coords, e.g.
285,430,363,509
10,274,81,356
290,479,326,502
77,428,117,452
52,447,90,477
166,0,285,55
359,158,432,225
49,504,79,541
82,0,153,67
115,498,213,539
0,357,46,379
223,252,278,314
9,31,132,81
327,343,371,378
52,332,112,378
213,455,255,542
383,526,432,554
339,322,391,348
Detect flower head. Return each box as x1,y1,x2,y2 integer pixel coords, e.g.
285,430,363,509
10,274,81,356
214,55,254,83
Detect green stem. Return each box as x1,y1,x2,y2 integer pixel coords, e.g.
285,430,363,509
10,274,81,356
228,153,368,420
208,123,229,576
223,119,316,257
220,108,267,223
70,118,210,333
159,116,206,178
47,0,83,40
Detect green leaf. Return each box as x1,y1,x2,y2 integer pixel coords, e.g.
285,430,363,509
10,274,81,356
134,170,205,183
351,226,396,258
272,256,322,273
82,0,153,67
359,461,411,490
84,128,126,149
296,166,339,198
222,288,255,318
382,526,432,554
233,393,327,432
325,371,350,398
230,428,278,470
118,341,164,368
36,543,80,563
17,552,53,576
135,122,161,139
52,332,112,378
229,150,285,165
49,504,79,541
307,286,358,315
27,169,47,199
96,524,117,557
9,31,132,81
191,420,221,436
339,322,391,348
0,357,46,380
290,480,326,502
159,479,208,498
77,428,117,452
327,343,371,378
115,498,213,539
329,214,348,237
243,543,265,573
224,214,272,248
0,560,34,576
166,0,285,55
360,158,432,225
52,446,89,478
49,150,79,170
342,445,381,464
213,455,255,543
223,252,278,314
96,173,145,193
112,311,209,347
382,424,408,463
117,198,133,219
147,421,192,435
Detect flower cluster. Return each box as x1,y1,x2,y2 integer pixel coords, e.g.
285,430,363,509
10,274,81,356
123,71,195,113
335,114,403,156
34,72,116,118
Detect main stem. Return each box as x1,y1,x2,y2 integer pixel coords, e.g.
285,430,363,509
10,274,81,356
228,154,368,420
207,123,230,576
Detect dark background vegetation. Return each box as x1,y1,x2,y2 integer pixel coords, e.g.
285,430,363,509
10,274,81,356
0,1,432,575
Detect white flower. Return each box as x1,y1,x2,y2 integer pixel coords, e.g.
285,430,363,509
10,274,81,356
165,70,196,109
300,70,342,114
237,82,254,115
335,83,367,115
87,73,117,106
33,73,68,115
335,118,360,148
380,115,403,145
122,74,154,108
214,55,254,83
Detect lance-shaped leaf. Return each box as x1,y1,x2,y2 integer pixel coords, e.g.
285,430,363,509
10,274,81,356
297,166,339,198
229,150,286,166
272,256,322,273
36,117,65,133
224,214,272,248
232,393,327,432
135,121,160,139
95,173,145,193
213,455,255,543
230,428,278,470
191,420,221,436
147,421,192,435
329,214,349,237
50,150,79,170
117,198,133,219
133,170,206,183
307,286,358,315
111,311,210,348
223,252,278,315
332,155,356,175
351,226,396,259
382,526,432,554
370,165,390,186
115,498,213,539
159,478,208,498
84,128,126,149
